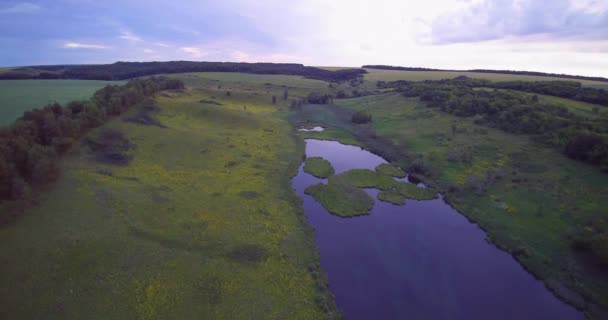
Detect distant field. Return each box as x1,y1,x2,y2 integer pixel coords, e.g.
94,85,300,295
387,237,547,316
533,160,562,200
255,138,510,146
363,68,608,86
474,87,607,118
0,79,125,126
185,72,329,90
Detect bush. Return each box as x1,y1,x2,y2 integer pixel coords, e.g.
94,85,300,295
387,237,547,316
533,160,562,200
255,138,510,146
564,134,608,166
351,110,372,124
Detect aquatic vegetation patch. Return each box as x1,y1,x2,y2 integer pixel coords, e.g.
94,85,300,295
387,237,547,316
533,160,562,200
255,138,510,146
304,177,375,217
337,169,397,190
303,157,335,178
377,190,407,205
375,163,406,178
304,167,436,211
393,182,438,200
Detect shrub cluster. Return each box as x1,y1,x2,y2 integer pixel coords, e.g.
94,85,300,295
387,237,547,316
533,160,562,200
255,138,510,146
363,65,608,84
351,110,372,124
0,76,184,202
397,78,608,171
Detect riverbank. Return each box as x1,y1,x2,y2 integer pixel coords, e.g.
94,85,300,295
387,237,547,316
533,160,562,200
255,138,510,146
290,93,608,319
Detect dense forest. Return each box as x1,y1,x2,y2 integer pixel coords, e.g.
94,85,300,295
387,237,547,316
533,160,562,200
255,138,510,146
364,65,608,83
0,76,184,203
0,61,367,82
386,77,608,171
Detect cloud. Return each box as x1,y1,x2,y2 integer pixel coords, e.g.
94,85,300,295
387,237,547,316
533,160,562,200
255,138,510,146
0,2,41,14
230,50,303,63
429,0,608,44
63,42,109,49
143,48,155,53
119,31,142,41
154,42,169,47
165,25,200,36
180,47,205,58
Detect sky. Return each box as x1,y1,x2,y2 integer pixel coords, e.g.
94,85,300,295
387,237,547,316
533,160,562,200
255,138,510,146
0,0,607,77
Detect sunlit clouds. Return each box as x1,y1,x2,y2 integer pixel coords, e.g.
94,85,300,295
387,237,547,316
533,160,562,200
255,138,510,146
0,0,606,76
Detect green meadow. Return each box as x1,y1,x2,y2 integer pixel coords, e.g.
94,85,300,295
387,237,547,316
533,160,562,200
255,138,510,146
0,74,339,319
1,69,607,318
363,68,608,86
0,79,125,126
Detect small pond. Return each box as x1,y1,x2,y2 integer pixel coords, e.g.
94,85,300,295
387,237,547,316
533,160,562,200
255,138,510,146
298,126,325,132
292,139,583,320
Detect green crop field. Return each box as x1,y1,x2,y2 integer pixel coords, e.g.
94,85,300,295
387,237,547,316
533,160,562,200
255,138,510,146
0,80,125,126
363,68,608,86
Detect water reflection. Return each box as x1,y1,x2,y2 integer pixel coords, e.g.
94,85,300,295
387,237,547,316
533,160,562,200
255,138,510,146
298,126,325,132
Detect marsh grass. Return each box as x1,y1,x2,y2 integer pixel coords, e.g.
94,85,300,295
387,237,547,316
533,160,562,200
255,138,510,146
375,163,406,178
304,177,375,217
303,157,335,178
337,169,396,190
377,190,406,205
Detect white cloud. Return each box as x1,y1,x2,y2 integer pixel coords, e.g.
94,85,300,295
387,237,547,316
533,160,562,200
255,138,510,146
231,50,303,63
166,25,200,36
0,2,41,14
180,47,205,58
119,31,142,42
155,42,170,47
143,48,155,54
63,42,109,49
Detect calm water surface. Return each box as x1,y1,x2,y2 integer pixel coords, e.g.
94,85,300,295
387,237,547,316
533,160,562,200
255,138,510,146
293,139,583,320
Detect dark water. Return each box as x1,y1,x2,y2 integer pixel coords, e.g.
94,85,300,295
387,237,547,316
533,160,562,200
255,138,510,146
293,139,583,320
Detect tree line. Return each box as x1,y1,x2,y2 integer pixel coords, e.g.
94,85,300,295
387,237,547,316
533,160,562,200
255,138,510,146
393,78,608,171
0,61,367,83
379,77,608,107
0,76,184,203
364,65,608,83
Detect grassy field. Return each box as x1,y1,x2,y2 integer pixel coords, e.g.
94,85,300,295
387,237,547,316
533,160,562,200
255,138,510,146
1,69,607,318
363,68,608,87
473,87,608,118
0,79,125,126
0,73,339,319
303,93,608,317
